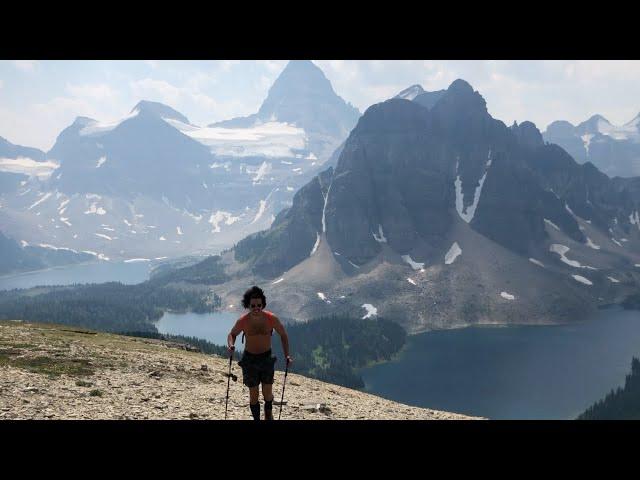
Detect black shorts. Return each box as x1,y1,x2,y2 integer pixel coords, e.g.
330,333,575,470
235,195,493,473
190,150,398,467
238,350,277,388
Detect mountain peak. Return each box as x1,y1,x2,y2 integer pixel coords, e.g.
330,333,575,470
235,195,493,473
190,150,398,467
73,116,97,126
253,60,360,149
394,85,425,101
430,79,487,118
131,100,190,125
448,79,475,94
511,120,544,148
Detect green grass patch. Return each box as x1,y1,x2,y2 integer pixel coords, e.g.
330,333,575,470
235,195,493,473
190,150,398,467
75,380,93,387
89,389,103,397
9,356,94,377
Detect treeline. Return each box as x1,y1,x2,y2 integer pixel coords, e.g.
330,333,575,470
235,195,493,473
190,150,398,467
622,293,640,310
121,314,407,390
148,255,230,286
578,357,640,420
0,281,220,333
119,331,241,361
282,315,407,389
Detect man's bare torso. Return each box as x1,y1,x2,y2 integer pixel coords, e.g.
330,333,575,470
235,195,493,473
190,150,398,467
243,311,273,354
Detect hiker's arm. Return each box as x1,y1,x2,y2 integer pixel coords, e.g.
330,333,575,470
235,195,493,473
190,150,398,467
227,319,243,350
272,316,291,361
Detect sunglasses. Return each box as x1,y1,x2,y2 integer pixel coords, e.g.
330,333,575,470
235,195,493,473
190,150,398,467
250,303,263,309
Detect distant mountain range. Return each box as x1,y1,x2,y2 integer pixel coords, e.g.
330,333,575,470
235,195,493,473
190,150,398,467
197,80,640,333
0,230,93,275
543,113,640,178
0,61,361,264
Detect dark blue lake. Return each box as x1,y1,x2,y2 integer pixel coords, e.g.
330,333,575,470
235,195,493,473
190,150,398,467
359,307,640,420
155,311,242,351
0,261,152,290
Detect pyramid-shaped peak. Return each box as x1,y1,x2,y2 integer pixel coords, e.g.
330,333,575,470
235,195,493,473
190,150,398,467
281,60,324,75
131,100,190,125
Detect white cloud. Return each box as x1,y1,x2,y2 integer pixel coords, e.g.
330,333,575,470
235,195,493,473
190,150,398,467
130,78,184,106
220,60,241,72
66,83,118,101
13,60,38,72
257,60,287,74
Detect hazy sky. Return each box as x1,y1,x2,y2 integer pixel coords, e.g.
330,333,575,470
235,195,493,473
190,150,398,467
2,60,640,152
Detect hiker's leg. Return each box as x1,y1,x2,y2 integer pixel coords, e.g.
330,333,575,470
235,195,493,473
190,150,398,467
261,383,274,420
249,386,260,420
261,383,274,401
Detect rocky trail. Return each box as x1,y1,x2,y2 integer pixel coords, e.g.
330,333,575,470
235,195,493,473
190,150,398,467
0,320,482,420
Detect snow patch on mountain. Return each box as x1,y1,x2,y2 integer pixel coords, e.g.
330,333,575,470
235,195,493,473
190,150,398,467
251,200,267,224
372,224,387,243
402,255,425,271
124,258,150,263
96,156,106,168
607,276,620,283
209,211,240,233
0,157,59,179
445,242,462,265
572,274,593,285
581,134,594,155
79,109,140,137
362,304,378,319
550,244,597,269
175,121,307,158
544,218,561,231
310,233,320,256
585,237,601,250
95,233,113,241
28,192,53,210
454,161,491,223
500,291,515,300
565,203,575,216
38,243,79,253
407,278,417,286
272,278,284,285
82,250,109,261
317,292,331,303
394,85,424,101
84,203,106,215
630,211,640,231
597,116,640,142
529,258,545,267
249,161,272,184
322,181,333,234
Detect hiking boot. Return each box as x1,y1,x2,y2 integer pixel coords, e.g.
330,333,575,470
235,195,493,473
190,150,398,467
250,402,260,421
264,399,273,420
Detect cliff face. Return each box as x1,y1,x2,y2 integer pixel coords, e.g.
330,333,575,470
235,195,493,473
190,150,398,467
0,321,481,420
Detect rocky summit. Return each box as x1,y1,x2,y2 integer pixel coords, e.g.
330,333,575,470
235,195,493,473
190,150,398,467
0,321,480,420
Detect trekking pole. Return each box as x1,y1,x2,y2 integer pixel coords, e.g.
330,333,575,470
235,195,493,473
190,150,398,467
278,358,290,420
224,346,235,420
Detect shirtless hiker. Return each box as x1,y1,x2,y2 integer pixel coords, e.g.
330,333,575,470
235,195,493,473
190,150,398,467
227,286,292,420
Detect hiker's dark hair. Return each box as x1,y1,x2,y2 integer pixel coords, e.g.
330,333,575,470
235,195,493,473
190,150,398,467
242,286,267,309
